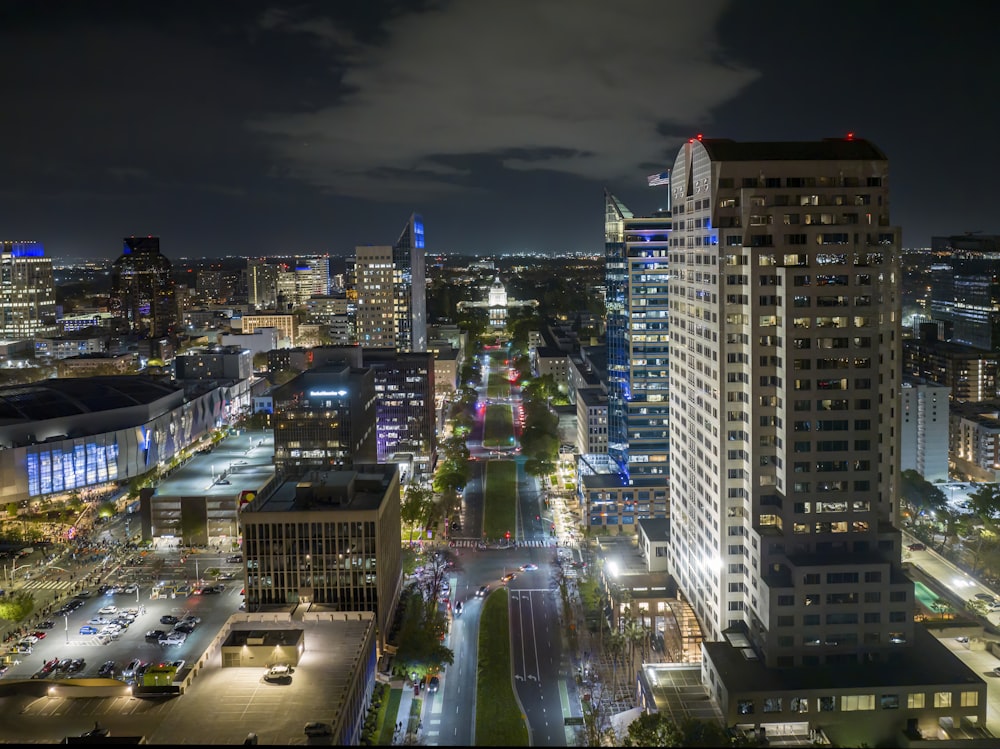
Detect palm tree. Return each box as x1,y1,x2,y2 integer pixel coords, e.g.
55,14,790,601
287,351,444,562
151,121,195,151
622,617,645,675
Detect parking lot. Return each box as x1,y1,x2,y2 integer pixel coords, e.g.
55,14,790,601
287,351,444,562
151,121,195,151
3,578,244,684
2,615,355,744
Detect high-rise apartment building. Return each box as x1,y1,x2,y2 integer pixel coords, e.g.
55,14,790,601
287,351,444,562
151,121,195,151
669,135,907,659
247,259,278,310
276,255,330,308
0,241,56,339
354,214,426,353
605,192,672,481
110,237,177,338
666,137,986,743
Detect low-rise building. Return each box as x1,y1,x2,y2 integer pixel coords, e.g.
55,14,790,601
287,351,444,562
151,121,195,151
240,465,402,653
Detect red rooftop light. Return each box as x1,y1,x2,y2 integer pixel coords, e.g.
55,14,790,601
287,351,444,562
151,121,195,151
696,133,703,141
847,132,854,140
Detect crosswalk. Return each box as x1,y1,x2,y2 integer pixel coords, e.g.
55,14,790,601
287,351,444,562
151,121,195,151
19,580,75,592
449,539,557,549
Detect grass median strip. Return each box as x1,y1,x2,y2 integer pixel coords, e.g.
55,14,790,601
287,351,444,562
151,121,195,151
483,404,514,448
483,460,517,540
476,589,529,746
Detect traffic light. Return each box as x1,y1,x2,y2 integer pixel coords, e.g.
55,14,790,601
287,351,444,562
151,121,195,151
505,531,510,540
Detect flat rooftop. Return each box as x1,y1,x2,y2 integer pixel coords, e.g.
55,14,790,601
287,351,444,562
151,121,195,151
704,626,985,693
252,466,395,514
222,628,303,648
151,429,275,498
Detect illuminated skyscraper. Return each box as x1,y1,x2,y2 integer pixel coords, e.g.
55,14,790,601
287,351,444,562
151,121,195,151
0,240,56,339
661,138,988,745
355,214,426,353
604,192,672,482
110,237,177,338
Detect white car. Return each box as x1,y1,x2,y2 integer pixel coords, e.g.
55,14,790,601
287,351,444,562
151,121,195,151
98,605,118,615
162,632,187,646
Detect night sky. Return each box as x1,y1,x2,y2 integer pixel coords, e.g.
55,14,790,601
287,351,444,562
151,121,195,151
2,0,998,261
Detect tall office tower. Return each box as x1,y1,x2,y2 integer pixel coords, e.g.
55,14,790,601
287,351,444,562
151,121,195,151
355,215,426,352
926,235,1000,351
670,134,915,655
0,241,56,339
110,237,177,338
354,246,396,348
605,192,672,482
393,214,426,353
247,259,278,310
271,363,377,478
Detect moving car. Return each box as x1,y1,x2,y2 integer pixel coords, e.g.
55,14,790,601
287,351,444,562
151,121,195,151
145,630,167,642
520,563,538,571
974,593,996,603
160,615,179,625
477,585,489,597
501,572,517,584
906,542,926,551
428,675,440,693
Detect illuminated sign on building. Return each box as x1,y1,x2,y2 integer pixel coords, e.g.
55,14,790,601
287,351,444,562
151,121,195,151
308,390,348,397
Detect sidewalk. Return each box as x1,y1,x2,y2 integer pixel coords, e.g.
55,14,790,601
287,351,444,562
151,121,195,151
390,676,426,745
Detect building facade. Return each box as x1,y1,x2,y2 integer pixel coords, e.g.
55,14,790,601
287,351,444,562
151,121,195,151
669,136,908,659
361,350,435,466
900,380,950,482
354,214,427,353
605,192,672,481
241,465,402,652
246,260,278,310
174,346,252,381
0,241,56,340
271,364,377,478
665,136,990,744
110,237,177,339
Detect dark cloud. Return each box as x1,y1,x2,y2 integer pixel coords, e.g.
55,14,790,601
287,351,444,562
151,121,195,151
251,0,758,200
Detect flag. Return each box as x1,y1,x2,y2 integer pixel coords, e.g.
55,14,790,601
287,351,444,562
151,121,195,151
647,171,670,187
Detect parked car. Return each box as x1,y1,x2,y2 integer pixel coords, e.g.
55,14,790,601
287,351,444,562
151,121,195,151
162,632,187,647
145,630,167,642
30,631,47,640
304,722,333,737
160,615,179,625
56,658,73,672
975,593,997,604
428,675,440,693
74,590,91,599
36,620,54,630
122,659,146,679
98,660,116,677
227,555,243,563
79,626,98,635
906,542,926,551
264,664,292,683
98,605,118,615
173,623,195,635
67,658,85,673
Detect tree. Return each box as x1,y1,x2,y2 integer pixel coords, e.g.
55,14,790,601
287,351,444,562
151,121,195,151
401,483,433,546
967,483,1000,529
394,588,454,681
899,470,947,518
623,713,735,748
0,591,35,623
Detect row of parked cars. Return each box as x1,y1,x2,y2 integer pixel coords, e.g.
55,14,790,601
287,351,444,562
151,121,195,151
79,606,140,642
144,614,201,647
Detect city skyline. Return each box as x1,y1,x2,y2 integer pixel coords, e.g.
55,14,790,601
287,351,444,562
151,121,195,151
2,1,1000,260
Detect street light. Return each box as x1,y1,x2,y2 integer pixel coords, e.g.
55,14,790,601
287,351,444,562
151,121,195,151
64,613,69,645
